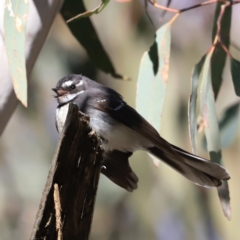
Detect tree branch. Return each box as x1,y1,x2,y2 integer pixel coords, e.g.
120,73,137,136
30,103,103,240
0,0,63,136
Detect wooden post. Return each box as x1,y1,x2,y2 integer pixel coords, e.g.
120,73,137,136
30,103,103,240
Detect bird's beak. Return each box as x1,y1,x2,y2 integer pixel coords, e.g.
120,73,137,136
52,88,68,97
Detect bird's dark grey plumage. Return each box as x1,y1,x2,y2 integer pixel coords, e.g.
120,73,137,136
52,74,230,192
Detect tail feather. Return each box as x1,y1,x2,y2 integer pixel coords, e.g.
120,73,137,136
149,146,230,187
171,145,230,180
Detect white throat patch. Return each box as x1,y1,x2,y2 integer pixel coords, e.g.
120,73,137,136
58,90,84,104
56,104,69,133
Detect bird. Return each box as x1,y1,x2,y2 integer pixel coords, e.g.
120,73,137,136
52,74,230,192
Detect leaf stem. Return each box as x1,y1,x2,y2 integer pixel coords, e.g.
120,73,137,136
148,0,240,14
215,1,233,58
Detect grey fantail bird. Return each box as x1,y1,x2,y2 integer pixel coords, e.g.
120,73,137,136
52,74,230,192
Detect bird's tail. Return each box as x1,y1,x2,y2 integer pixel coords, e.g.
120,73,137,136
148,145,230,187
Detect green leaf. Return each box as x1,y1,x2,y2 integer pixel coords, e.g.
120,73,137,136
217,181,231,221
200,50,231,220
61,0,125,80
219,102,239,147
67,0,110,23
136,23,171,166
4,0,29,107
230,58,240,96
188,55,206,154
201,52,222,162
211,1,232,99
136,23,171,131
202,102,239,149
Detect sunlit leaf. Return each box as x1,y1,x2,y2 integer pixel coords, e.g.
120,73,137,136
61,0,126,79
211,1,231,99
230,58,240,96
67,0,110,23
203,102,239,150
200,49,231,220
4,0,29,107
188,55,206,154
200,51,222,162
136,23,171,166
217,181,231,220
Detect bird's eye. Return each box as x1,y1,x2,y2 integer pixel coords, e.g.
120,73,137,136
70,85,75,89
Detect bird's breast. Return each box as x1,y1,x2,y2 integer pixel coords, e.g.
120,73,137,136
55,104,69,133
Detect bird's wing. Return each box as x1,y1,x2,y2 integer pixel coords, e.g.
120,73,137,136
102,150,138,192
90,91,230,186
89,91,174,153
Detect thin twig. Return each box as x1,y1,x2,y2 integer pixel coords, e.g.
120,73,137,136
160,0,173,19
179,0,225,13
148,0,179,13
168,13,180,25
232,0,240,4
54,184,63,240
144,0,155,27
216,3,229,42
66,0,109,23
148,0,239,14
220,42,233,58
216,1,233,58
149,0,239,58
207,41,217,55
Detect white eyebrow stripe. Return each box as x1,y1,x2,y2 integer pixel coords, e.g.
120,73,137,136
62,80,73,87
76,81,83,87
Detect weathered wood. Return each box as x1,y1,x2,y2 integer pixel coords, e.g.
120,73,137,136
30,103,103,240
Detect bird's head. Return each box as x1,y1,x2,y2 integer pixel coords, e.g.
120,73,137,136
52,74,85,104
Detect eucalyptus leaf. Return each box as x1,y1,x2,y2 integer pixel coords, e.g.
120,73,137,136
200,50,231,220
136,23,171,166
137,23,171,132
211,1,232,99
61,0,125,79
219,102,239,148
188,55,206,155
202,102,239,149
4,0,29,107
230,58,240,96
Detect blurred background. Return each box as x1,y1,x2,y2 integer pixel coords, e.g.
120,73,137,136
1,0,240,239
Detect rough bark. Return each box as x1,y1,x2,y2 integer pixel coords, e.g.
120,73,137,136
30,103,103,240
